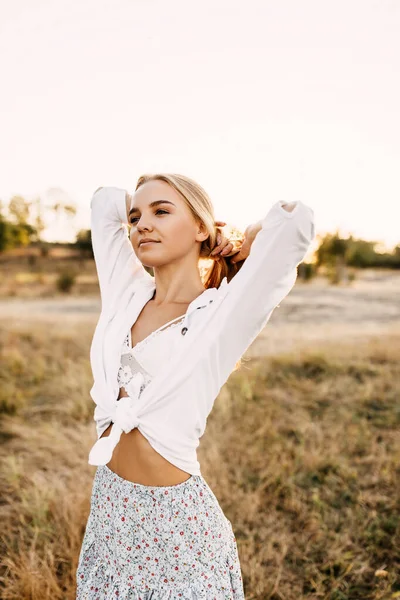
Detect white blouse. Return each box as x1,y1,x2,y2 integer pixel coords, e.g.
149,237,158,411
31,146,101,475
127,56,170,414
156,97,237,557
116,314,185,400
87,187,316,474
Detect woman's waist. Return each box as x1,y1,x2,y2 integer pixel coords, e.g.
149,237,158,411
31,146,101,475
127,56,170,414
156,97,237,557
100,423,192,486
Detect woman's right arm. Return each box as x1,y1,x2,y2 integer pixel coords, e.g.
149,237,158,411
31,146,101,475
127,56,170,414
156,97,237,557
90,186,149,310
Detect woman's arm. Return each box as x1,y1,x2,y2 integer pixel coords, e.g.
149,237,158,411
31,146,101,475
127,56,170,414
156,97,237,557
209,199,316,385
230,201,298,265
90,186,149,311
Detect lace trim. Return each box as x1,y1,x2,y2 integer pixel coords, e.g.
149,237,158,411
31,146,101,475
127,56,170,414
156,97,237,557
123,316,185,354
118,317,185,390
117,355,152,385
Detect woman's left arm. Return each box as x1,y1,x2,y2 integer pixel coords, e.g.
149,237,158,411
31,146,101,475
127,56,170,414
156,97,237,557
209,199,316,384
212,202,298,265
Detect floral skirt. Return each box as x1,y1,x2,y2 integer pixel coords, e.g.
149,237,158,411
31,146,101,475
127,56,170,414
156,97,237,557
76,465,245,599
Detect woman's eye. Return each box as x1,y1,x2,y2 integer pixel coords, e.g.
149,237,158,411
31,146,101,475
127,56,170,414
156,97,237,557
130,209,168,224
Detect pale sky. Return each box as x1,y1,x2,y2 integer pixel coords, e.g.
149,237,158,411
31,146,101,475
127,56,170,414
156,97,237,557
0,0,399,257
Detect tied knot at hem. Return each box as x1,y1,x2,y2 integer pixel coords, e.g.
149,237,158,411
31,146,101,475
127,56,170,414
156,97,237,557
88,372,145,466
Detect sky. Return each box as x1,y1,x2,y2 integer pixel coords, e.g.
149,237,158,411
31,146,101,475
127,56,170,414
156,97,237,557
0,0,399,259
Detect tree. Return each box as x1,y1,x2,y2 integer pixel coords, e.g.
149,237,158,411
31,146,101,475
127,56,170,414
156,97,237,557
314,231,400,276
0,196,37,251
315,231,350,283
75,229,93,258
0,215,36,251
8,195,31,226
0,189,77,253
45,187,77,225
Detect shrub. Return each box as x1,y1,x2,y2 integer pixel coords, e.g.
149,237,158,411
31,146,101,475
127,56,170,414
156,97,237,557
56,270,76,293
298,262,316,281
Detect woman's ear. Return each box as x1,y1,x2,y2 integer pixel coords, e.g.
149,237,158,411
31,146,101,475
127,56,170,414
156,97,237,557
195,220,209,242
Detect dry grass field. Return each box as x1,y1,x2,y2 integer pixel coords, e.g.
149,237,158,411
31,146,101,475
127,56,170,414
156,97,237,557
0,266,399,599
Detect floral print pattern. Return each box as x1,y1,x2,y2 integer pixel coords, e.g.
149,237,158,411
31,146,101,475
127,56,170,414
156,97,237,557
76,465,245,599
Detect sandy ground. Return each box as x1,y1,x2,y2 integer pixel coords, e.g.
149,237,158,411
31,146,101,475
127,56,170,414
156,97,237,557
0,269,399,357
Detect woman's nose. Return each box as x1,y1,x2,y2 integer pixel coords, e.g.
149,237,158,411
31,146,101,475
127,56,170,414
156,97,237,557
136,218,152,231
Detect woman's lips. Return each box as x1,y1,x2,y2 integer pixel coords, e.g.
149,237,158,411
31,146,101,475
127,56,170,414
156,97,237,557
139,241,159,247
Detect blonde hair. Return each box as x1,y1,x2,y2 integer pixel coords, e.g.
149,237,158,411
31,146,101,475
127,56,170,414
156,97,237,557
134,173,245,289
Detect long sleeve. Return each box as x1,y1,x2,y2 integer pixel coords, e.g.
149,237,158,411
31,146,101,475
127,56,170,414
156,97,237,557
90,186,150,311
209,199,316,386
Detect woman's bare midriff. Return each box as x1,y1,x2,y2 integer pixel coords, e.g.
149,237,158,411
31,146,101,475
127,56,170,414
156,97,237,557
100,398,192,487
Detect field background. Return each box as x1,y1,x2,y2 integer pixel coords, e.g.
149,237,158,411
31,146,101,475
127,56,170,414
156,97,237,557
0,261,399,599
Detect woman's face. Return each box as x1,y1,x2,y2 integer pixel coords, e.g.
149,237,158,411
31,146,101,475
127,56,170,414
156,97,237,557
129,180,207,267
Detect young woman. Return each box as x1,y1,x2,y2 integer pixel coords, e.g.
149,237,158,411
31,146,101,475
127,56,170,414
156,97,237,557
76,174,315,599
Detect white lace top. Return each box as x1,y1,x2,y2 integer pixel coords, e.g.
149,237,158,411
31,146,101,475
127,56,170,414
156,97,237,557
116,314,186,397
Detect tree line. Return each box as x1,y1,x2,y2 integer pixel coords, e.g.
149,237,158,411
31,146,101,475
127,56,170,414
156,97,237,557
1,194,399,272
0,192,77,253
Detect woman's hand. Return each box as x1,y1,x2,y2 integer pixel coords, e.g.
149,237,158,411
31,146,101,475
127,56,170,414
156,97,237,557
209,221,239,259
210,220,262,263
230,221,262,264
229,204,296,263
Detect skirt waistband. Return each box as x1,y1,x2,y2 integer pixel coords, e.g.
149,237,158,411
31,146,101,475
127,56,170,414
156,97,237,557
96,464,207,503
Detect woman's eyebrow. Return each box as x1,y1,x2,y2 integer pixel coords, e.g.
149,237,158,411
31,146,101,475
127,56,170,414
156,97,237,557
129,200,176,216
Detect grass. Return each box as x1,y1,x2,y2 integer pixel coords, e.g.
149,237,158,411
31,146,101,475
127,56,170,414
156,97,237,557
0,323,399,599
